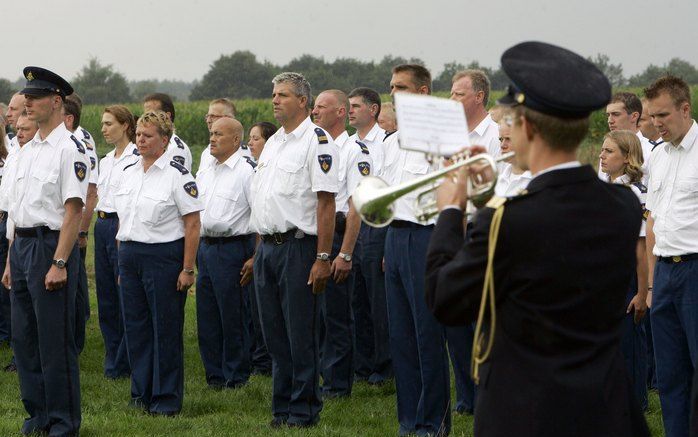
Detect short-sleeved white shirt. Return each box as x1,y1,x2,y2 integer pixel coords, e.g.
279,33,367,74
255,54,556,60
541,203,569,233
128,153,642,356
469,114,501,159
4,134,18,157
646,120,698,256
250,117,339,235
199,143,252,176
197,148,256,237
348,122,386,177
612,174,647,237
335,131,373,214
495,164,532,197
74,126,99,185
167,133,193,171
113,152,203,243
6,123,88,230
96,143,140,213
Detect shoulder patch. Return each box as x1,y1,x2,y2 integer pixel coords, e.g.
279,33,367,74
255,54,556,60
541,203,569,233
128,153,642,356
7,132,15,140
172,155,185,165
314,127,329,144
70,135,85,154
183,181,198,198
356,140,370,155
241,143,249,150
174,136,185,149
358,161,371,176
244,156,257,169
642,206,649,221
132,148,140,156
631,181,648,194
383,130,396,141
318,154,332,173
74,161,87,182
82,139,94,150
80,128,91,140
170,160,189,175
89,156,96,170
123,161,138,172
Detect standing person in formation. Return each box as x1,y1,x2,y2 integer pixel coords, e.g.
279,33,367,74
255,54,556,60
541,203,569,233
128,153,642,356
3,66,88,437
247,121,277,162
425,41,649,437
0,127,8,350
143,93,193,171
4,93,25,154
195,117,256,389
451,70,501,158
112,110,202,416
494,114,531,197
198,98,239,173
644,75,698,437
346,87,393,385
94,105,139,379
640,97,664,150
382,64,451,437
378,102,397,133
250,72,339,428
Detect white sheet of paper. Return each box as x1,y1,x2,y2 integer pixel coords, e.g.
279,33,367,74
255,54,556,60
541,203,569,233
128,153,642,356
394,93,471,156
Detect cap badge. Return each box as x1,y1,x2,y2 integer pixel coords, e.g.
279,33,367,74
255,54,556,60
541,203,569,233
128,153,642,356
516,93,525,104
26,71,34,81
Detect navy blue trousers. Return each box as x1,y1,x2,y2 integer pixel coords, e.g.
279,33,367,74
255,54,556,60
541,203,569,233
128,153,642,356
94,216,130,378
196,236,254,387
353,224,392,383
620,278,648,411
0,216,10,343
11,230,81,436
119,239,186,414
319,230,354,396
249,279,272,375
254,235,322,425
446,325,477,414
385,224,451,437
74,247,88,354
645,311,657,390
652,258,698,437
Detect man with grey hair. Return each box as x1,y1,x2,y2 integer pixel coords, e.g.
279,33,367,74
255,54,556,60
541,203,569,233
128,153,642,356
250,72,339,428
450,70,500,158
4,93,25,154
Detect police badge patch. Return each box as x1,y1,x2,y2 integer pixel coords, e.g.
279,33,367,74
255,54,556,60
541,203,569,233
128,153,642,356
318,154,332,173
172,155,185,165
358,161,370,176
74,162,87,182
183,181,198,198
89,156,96,170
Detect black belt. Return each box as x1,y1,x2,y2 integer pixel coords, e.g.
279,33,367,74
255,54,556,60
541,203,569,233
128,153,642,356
335,212,346,235
0,211,6,221
389,219,432,229
261,228,307,245
15,226,59,238
658,253,698,263
201,234,252,245
97,211,118,219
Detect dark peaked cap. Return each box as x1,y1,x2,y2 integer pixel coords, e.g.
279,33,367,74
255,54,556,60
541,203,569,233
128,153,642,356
20,66,74,98
497,41,611,118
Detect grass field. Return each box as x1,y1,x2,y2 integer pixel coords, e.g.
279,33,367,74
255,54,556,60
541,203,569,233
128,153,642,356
0,235,667,436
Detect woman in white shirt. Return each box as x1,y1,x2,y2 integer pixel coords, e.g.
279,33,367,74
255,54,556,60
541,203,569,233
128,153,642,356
599,129,649,411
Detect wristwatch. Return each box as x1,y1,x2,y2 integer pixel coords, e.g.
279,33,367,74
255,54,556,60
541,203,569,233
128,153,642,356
52,259,66,269
78,231,88,238
316,253,330,262
183,268,195,275
338,252,352,262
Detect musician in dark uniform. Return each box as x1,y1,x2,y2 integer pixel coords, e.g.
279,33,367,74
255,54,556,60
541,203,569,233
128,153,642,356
425,41,650,437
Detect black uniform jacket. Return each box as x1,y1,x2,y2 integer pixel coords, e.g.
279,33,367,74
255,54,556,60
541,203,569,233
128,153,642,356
426,165,650,437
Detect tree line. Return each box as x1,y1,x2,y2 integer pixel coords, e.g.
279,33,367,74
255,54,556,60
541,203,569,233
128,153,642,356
2,51,698,105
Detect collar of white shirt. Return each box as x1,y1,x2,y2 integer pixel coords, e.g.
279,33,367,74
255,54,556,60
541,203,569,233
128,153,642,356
151,151,172,170
217,148,244,170
276,116,313,141
666,120,698,152
33,122,69,147
360,122,383,142
612,174,631,185
335,131,350,148
471,114,494,137
532,161,582,179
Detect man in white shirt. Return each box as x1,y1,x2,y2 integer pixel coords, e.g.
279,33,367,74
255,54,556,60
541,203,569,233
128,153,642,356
143,93,193,171
4,93,25,154
644,75,698,437
198,98,240,174
450,69,500,158
640,97,664,150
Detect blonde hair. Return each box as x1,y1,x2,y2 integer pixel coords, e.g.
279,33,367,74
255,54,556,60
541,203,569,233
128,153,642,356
137,110,173,140
604,130,644,183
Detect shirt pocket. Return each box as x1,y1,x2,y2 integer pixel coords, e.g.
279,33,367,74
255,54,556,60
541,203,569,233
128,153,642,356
674,179,698,220
209,190,240,221
139,190,171,225
29,166,60,209
275,159,304,197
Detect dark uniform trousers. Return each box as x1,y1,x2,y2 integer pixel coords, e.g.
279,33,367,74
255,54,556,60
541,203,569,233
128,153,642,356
353,224,392,383
0,216,10,343
319,227,355,396
620,275,648,411
119,239,186,414
254,234,322,425
652,258,698,437
94,215,130,378
74,246,89,353
11,229,81,437
196,235,255,387
384,223,451,437
249,280,272,375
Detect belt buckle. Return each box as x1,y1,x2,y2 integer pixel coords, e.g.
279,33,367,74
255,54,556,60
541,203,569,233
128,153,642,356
273,233,283,245
672,256,683,263
99,211,105,219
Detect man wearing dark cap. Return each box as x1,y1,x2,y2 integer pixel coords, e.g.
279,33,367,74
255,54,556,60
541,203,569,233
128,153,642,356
425,42,649,436
3,67,87,437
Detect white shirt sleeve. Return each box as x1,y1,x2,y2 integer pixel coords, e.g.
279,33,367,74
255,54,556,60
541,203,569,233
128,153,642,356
172,172,204,217
310,133,340,194
61,147,89,205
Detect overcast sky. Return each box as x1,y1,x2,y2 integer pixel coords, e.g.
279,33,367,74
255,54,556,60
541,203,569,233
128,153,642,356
3,0,697,83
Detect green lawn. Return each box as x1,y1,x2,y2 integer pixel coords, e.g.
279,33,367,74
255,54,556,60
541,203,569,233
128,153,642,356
0,237,666,436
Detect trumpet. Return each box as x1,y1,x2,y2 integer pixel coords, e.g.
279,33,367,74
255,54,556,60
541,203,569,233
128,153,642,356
352,151,515,228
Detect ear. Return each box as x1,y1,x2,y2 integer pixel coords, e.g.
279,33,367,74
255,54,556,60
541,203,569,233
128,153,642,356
418,85,430,95
476,90,485,105
682,102,692,118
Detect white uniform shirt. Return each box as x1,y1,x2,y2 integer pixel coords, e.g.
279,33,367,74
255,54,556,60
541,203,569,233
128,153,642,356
612,174,647,237
335,131,373,214
112,153,203,243
495,164,532,197
167,133,193,171
469,114,501,159
348,122,386,177
4,134,18,156
646,120,698,256
198,143,251,175
96,143,140,213
5,123,88,230
250,117,339,235
382,131,438,224
74,126,99,185
197,148,256,237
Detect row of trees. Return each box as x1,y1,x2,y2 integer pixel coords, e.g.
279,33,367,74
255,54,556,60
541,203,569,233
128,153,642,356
2,52,698,105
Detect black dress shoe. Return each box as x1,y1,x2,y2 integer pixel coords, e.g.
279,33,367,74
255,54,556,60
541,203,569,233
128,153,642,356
269,417,287,428
3,361,17,372
287,417,319,428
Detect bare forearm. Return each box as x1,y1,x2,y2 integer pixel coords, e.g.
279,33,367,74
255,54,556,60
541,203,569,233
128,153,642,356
636,238,649,298
182,213,200,269
646,216,656,288
55,201,83,260
316,193,335,254
80,184,97,232
340,201,361,255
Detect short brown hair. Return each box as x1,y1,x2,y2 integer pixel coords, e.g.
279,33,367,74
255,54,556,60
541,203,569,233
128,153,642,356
144,93,176,122
452,69,491,107
209,98,237,117
137,110,173,140
604,130,644,183
610,92,643,122
104,105,136,143
63,99,81,130
514,106,589,152
392,64,432,94
644,75,691,108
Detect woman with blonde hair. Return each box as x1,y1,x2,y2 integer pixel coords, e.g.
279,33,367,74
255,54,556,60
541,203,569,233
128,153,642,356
599,129,649,411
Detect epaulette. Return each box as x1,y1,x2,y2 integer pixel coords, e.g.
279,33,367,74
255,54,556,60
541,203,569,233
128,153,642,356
485,195,507,209
7,132,15,140
244,156,257,169
170,160,189,175
356,141,369,155
174,136,185,149
383,130,396,141
80,128,91,140
82,138,94,150
89,156,96,170
172,155,185,166
123,161,138,171
70,135,85,154
132,148,140,156
241,143,249,150
314,128,328,144
631,181,648,194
